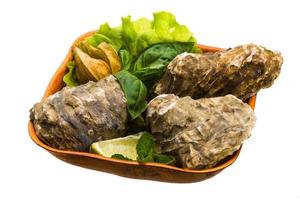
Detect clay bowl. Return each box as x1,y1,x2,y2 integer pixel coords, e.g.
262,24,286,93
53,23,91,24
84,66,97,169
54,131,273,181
28,31,256,183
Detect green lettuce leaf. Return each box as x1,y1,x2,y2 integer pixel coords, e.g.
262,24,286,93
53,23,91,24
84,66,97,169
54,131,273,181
121,16,138,56
63,61,79,87
86,23,122,51
68,11,200,90
120,11,198,57
87,11,198,59
153,11,191,41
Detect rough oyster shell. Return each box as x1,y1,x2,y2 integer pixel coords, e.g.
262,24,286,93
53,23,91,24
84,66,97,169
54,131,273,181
147,94,256,169
155,44,283,100
30,75,128,151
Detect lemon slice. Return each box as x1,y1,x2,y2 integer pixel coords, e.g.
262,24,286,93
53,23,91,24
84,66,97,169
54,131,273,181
89,133,143,160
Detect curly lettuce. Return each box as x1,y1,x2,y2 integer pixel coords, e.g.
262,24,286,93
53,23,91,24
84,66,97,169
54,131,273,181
85,11,199,58
63,61,79,87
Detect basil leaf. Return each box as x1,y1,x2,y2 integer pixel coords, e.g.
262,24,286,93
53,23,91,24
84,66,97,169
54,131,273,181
114,70,147,119
136,132,176,165
111,154,132,161
131,42,194,87
154,154,176,165
136,132,155,162
111,132,176,166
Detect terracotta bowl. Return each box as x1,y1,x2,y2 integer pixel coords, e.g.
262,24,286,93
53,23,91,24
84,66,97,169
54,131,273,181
28,31,256,183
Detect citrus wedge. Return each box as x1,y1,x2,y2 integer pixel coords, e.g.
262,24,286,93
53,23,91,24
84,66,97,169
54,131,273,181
89,133,143,160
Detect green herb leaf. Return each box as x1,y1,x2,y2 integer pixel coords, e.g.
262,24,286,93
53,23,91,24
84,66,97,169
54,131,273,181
111,154,132,161
136,132,155,162
114,70,147,119
153,11,191,41
110,132,176,166
154,154,176,165
118,49,133,71
121,16,139,57
86,23,122,51
63,61,79,87
131,42,194,87
95,11,199,59
84,11,199,73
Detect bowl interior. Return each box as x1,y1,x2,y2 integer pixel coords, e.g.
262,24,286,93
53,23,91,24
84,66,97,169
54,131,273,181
28,30,256,177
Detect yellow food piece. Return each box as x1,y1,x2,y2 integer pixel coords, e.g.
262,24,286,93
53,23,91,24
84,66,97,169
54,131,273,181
79,41,110,65
89,133,143,160
97,42,122,73
74,47,111,83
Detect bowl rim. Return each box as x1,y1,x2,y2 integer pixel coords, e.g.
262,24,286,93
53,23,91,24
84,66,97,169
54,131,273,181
28,30,256,174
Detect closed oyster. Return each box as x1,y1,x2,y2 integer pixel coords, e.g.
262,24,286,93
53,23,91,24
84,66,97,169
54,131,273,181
155,44,283,100
30,75,128,151
146,94,255,169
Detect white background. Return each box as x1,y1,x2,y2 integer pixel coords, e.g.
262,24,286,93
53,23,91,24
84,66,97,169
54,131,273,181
0,0,299,199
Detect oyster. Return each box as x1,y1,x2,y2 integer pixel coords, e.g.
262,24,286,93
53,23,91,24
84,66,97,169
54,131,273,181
146,94,256,169
30,75,128,151
155,44,283,100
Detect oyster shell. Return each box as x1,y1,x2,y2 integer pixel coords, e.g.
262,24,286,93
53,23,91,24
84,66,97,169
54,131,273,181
30,75,128,151
155,44,283,100
146,94,256,169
